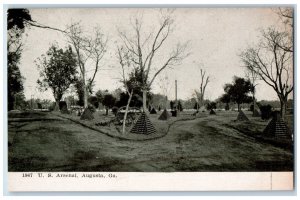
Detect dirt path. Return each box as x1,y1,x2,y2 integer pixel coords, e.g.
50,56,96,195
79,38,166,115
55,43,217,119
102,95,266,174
8,112,293,172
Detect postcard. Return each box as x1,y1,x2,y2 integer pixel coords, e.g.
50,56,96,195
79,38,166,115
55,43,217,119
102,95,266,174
7,6,294,191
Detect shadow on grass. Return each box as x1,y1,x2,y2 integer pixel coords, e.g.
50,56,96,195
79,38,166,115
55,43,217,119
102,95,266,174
223,122,293,151
9,156,49,171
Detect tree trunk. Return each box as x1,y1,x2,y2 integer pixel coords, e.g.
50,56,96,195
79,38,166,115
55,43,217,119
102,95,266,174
142,90,147,113
200,94,204,108
122,90,133,134
280,98,287,120
83,85,88,108
165,96,168,110
14,95,17,110
54,100,60,111
237,103,241,111
225,103,229,111
105,108,108,116
252,90,255,115
54,92,62,111
82,66,88,108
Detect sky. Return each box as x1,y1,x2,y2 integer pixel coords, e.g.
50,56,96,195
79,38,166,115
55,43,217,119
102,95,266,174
18,7,293,102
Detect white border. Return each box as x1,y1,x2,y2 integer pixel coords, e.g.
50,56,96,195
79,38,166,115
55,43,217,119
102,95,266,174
1,0,299,199
8,172,293,191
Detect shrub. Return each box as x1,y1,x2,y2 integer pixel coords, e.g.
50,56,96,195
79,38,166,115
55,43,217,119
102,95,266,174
178,101,183,111
249,104,254,111
171,110,177,117
37,103,42,109
260,104,273,120
59,101,67,110
193,102,199,110
49,102,56,111
225,104,230,111
112,106,118,116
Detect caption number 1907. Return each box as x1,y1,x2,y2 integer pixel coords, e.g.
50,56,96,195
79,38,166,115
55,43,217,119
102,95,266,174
22,173,44,178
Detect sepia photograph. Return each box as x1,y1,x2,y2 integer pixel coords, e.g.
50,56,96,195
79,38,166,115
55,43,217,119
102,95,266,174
7,6,294,177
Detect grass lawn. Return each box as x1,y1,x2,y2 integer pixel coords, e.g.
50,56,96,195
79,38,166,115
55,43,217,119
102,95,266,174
8,110,293,172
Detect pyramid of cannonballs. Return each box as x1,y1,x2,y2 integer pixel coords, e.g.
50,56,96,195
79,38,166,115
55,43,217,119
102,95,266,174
253,108,261,117
253,103,261,117
80,107,94,120
150,107,157,114
130,112,156,135
263,112,291,139
209,109,216,115
236,110,249,121
158,109,170,120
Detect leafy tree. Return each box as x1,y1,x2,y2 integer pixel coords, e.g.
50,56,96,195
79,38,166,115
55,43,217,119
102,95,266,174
7,9,33,30
7,9,65,111
125,68,148,95
65,95,76,107
122,68,153,108
7,9,81,110
95,89,108,106
13,92,27,110
112,88,122,101
220,93,231,111
102,94,116,115
148,93,166,109
206,102,217,111
115,92,143,108
170,101,175,110
223,77,253,111
181,98,196,110
8,51,24,110
40,99,53,109
7,9,78,110
178,100,183,111
36,44,77,110
88,96,99,109
7,9,33,110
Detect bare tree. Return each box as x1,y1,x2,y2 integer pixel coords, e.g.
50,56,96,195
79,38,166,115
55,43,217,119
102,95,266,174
245,68,260,115
194,68,210,111
117,11,190,112
273,7,293,53
117,46,134,134
157,72,172,109
66,23,108,108
241,27,293,119
275,7,293,28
